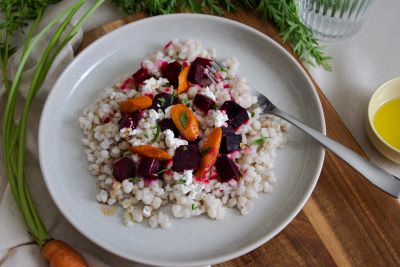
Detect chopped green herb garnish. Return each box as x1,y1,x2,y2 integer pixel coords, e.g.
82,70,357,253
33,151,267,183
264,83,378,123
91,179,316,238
191,204,199,210
143,132,149,139
171,90,178,103
220,66,228,72
158,97,166,105
181,98,191,107
201,146,211,156
253,136,268,146
151,125,161,143
176,178,186,185
250,111,255,117
179,110,188,129
128,177,142,183
157,168,167,175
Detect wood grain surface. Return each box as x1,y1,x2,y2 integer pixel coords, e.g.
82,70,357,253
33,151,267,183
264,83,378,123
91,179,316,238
79,10,400,267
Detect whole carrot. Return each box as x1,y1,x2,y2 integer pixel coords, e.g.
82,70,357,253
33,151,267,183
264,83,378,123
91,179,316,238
1,1,104,267
43,240,87,267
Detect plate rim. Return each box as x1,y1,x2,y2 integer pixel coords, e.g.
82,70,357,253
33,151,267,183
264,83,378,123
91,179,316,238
39,13,326,266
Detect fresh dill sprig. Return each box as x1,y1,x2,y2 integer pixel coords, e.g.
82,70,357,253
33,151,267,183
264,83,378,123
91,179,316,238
110,0,331,70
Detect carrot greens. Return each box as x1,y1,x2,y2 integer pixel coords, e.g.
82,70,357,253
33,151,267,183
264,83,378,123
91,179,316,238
1,0,105,251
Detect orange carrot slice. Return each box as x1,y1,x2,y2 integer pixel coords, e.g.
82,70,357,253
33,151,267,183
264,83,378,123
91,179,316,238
170,104,199,141
120,95,152,112
195,127,222,178
42,239,87,267
128,145,172,161
177,65,190,94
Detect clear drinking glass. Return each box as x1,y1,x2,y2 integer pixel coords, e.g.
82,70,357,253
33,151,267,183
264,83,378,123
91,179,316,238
297,0,374,41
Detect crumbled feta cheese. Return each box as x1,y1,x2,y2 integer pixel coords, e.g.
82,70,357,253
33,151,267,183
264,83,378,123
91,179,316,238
173,170,195,194
201,86,216,101
148,109,160,120
209,110,228,127
140,77,169,94
164,129,188,153
173,170,193,185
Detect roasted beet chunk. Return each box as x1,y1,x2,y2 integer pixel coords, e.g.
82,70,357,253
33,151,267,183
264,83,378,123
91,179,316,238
133,67,150,85
172,145,200,172
152,93,173,111
158,118,180,137
188,57,212,85
221,126,235,136
137,157,161,179
200,77,212,87
220,101,249,129
215,155,241,182
220,134,242,154
113,157,136,182
161,61,182,88
193,93,215,113
118,111,142,130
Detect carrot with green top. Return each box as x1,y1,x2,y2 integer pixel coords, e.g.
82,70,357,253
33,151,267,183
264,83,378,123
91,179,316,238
1,1,104,266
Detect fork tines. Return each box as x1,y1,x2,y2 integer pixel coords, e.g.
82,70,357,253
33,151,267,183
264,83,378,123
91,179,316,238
207,58,224,84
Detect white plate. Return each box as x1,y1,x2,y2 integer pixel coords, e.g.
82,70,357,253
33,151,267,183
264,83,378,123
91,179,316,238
39,14,325,266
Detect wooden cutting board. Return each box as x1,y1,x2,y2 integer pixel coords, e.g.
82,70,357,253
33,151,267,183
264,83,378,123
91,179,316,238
79,11,400,266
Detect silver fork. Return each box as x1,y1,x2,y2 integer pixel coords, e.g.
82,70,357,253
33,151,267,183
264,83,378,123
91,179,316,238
207,59,400,198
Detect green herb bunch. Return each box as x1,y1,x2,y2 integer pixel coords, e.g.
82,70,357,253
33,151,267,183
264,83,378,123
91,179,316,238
110,0,331,70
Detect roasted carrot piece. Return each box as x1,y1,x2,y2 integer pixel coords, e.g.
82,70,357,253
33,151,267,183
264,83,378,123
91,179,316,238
42,240,87,267
195,127,222,178
177,65,190,93
120,95,152,112
128,145,172,161
170,104,199,141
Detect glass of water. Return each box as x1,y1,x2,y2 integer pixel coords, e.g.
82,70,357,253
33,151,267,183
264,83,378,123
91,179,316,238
297,0,374,41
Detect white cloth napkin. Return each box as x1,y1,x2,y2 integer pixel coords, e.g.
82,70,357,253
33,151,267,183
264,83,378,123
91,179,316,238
0,4,149,267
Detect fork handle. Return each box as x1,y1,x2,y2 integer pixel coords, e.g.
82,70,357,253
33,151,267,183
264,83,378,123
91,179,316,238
272,108,400,198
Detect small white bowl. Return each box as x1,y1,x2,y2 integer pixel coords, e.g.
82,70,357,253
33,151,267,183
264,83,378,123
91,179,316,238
366,77,400,164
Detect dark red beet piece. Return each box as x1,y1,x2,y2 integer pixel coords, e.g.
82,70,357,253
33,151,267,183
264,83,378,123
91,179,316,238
161,61,182,88
172,145,200,172
200,78,212,87
220,101,249,129
137,157,161,179
215,155,241,182
193,57,212,66
118,111,142,130
113,157,136,182
158,118,180,137
133,67,150,85
220,134,242,154
188,57,212,85
221,126,235,136
120,76,134,90
193,94,215,113
152,92,173,111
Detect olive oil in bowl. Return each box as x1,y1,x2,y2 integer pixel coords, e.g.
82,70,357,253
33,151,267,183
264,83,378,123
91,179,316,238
373,98,400,150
